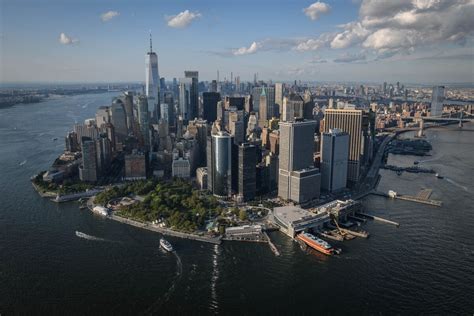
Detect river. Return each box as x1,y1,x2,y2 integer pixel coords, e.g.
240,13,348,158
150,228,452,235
0,93,473,314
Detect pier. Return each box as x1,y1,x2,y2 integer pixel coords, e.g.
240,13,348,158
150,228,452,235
370,189,442,207
357,213,400,227
263,231,280,256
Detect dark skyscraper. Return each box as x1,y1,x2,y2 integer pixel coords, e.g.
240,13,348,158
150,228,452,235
238,143,256,201
207,131,233,197
202,92,220,123
123,91,134,134
79,136,98,182
184,71,199,121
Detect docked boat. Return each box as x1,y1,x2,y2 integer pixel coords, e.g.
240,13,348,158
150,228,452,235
297,232,337,256
160,238,173,252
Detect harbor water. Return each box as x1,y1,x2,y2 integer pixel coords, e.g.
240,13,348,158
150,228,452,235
0,93,473,314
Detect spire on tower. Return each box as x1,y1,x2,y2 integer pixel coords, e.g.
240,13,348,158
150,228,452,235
149,31,153,53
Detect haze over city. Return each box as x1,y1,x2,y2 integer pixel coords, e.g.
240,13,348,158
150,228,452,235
1,0,473,83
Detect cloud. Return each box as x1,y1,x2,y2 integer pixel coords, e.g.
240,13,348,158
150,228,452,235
166,10,201,28
100,11,120,22
58,32,79,45
331,0,474,57
303,2,331,21
333,52,367,63
307,55,328,64
233,41,261,55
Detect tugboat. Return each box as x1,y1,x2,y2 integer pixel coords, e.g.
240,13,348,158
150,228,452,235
435,173,444,179
160,238,174,252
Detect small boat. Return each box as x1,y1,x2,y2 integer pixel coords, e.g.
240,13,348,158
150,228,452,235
435,173,444,179
52,137,58,141
414,160,419,165
160,238,173,252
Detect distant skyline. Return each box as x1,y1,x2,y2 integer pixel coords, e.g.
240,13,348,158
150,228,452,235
1,0,473,84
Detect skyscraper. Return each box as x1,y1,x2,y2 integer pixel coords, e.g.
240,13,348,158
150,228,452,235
179,78,192,122
323,109,363,183
275,82,283,115
184,71,199,121
207,131,233,197
278,120,320,203
123,91,134,134
321,128,349,192
431,86,445,117
145,33,160,121
238,143,256,201
202,92,220,123
79,137,98,182
258,87,268,128
137,95,150,151
110,99,128,144
282,93,304,122
252,86,275,115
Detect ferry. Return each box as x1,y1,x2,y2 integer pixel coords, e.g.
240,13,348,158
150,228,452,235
297,232,338,256
160,238,173,252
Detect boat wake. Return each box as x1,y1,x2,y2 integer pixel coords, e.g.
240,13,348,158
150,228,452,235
209,244,220,312
145,250,183,313
445,178,470,193
75,231,108,242
19,159,27,166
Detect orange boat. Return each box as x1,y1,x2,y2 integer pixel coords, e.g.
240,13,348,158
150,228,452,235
297,232,335,255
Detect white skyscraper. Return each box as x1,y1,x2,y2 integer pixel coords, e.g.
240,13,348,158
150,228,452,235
431,86,445,117
145,33,160,122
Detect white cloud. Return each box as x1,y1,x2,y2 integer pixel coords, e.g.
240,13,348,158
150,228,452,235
166,10,201,28
330,0,474,57
233,42,261,55
100,11,120,22
58,32,79,45
303,2,331,20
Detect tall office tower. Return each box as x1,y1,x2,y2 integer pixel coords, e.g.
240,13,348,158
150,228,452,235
282,93,304,122
95,133,112,175
244,95,252,113
95,106,110,127
207,131,233,197
179,78,192,122
431,86,445,117
137,95,150,150
320,129,349,192
252,86,275,114
210,80,218,93
74,121,99,148
187,119,208,168
99,122,116,152
65,131,79,152
383,82,387,94
323,109,363,183
160,103,170,123
79,137,98,182
229,111,245,145
238,143,256,201
275,83,283,115
278,120,321,203
203,92,220,123
216,101,225,126
172,78,179,97
269,130,279,155
184,71,199,120
163,92,175,127
258,87,268,128
123,91,134,134
246,112,258,136
303,90,314,119
145,33,160,121
160,77,166,91
172,158,191,178
110,99,128,144
225,96,245,111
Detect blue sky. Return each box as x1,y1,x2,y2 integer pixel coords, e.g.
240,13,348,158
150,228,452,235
1,0,473,84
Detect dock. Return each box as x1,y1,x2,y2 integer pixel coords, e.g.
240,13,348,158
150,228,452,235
340,228,370,238
357,213,400,227
370,189,442,207
318,231,344,241
263,231,280,256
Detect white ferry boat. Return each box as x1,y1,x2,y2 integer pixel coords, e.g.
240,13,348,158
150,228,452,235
160,238,173,252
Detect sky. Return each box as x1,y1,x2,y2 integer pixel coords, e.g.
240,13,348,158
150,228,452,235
1,0,473,84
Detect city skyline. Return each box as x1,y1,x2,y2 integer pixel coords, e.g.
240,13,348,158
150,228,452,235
1,0,473,84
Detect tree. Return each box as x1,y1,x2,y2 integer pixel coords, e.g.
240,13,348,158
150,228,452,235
239,209,248,221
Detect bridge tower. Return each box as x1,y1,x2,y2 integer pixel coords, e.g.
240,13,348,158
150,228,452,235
459,111,464,128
